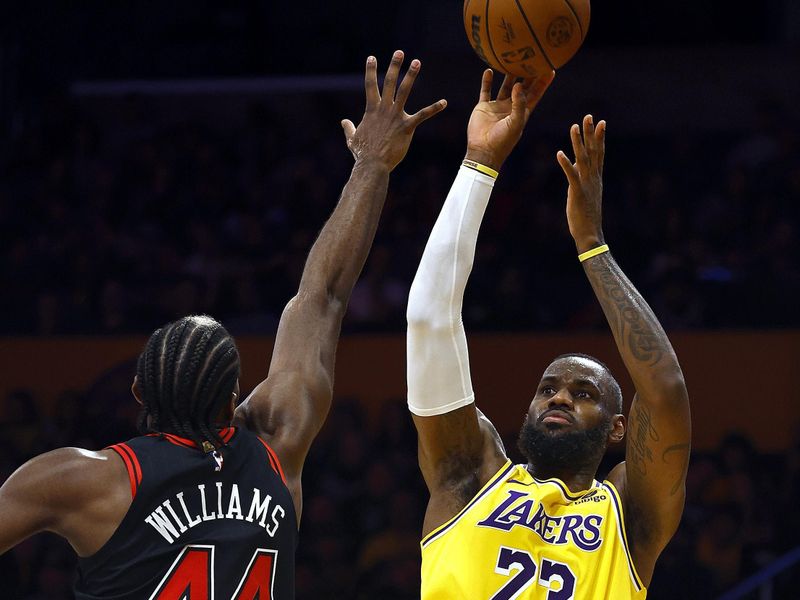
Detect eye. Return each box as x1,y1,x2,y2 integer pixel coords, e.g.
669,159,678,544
540,386,556,395
574,390,593,399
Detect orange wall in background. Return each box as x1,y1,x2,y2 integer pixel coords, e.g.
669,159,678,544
0,331,797,452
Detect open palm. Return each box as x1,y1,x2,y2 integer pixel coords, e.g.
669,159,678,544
465,69,555,170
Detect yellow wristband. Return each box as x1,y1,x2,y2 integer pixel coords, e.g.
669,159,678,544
578,244,609,262
462,159,499,179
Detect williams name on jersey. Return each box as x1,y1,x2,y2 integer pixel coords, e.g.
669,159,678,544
145,482,288,544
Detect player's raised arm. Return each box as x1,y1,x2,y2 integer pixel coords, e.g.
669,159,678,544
556,116,691,583
407,69,554,535
233,51,446,520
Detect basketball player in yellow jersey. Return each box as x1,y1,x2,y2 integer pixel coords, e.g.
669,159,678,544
406,69,691,599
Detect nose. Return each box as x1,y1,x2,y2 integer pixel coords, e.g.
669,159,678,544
548,388,574,410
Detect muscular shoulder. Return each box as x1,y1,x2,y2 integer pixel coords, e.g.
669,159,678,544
7,447,127,511
0,447,131,555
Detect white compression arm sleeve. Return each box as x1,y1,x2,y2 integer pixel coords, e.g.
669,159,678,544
406,165,495,416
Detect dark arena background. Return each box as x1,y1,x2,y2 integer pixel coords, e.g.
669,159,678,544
1,1,799,598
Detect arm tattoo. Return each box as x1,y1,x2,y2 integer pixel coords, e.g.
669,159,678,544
628,403,659,476
662,443,691,496
586,255,665,365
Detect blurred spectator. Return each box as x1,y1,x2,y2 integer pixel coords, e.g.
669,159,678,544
1,11,799,596
1,384,798,598
1,87,798,336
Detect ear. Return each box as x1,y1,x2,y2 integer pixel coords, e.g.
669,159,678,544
223,380,241,421
609,414,625,444
225,392,237,420
131,376,143,406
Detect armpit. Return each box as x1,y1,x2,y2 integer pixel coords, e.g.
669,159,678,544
438,452,483,505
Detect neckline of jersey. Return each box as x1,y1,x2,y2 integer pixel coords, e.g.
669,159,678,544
149,427,237,449
521,465,601,500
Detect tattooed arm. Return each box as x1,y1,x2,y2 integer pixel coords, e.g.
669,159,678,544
556,116,690,585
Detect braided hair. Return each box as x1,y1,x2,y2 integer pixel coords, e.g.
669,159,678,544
136,315,240,451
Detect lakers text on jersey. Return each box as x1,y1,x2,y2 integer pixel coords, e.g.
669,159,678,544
420,461,646,599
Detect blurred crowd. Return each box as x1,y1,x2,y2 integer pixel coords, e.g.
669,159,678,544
0,89,798,336
2,3,798,599
0,388,798,599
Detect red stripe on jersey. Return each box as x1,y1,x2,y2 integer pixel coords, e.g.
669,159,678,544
161,433,196,449
116,443,143,485
158,427,236,449
108,444,138,499
256,438,279,473
256,437,287,485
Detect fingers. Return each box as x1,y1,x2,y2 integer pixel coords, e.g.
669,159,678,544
596,119,606,173
570,122,589,172
382,50,404,101
497,72,515,101
556,150,579,185
365,56,379,109
409,99,448,128
525,70,555,112
394,58,421,110
341,119,356,145
583,114,596,154
478,69,494,103
581,114,607,172
509,82,527,127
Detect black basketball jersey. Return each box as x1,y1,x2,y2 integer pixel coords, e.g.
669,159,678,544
75,427,297,599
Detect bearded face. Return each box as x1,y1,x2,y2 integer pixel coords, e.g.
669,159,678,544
517,411,613,472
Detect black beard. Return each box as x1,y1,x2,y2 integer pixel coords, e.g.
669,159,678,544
517,416,610,473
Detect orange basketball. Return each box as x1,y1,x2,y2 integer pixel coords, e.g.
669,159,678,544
464,0,590,78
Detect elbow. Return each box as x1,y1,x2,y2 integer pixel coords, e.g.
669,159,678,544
405,272,434,327
653,370,689,407
406,287,458,332
406,311,455,333
286,290,345,322
406,248,472,328
664,370,688,397
406,295,458,333
406,294,431,328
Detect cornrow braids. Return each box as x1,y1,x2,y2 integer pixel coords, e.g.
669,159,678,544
136,327,165,435
136,315,241,452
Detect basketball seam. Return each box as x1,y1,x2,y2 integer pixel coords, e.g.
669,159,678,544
513,0,556,71
561,0,585,41
484,0,504,72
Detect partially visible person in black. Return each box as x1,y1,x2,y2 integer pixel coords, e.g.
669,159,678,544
0,50,446,598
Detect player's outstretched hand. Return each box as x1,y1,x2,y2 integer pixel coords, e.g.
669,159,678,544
465,68,554,171
341,50,447,172
556,114,606,254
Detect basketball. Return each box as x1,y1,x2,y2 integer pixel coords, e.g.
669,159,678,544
464,0,590,78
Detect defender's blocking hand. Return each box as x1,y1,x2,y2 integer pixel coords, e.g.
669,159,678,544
341,51,447,172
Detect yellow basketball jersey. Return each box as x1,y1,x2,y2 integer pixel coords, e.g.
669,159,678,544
421,461,646,599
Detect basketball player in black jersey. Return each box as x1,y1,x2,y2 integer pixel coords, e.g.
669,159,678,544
0,50,446,599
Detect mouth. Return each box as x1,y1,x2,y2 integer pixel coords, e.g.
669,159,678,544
539,410,574,426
